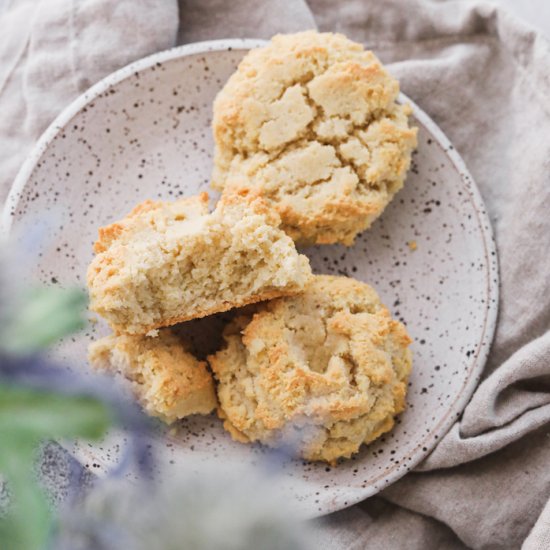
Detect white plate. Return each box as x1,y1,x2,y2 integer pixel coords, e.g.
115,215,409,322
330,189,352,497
2,40,499,518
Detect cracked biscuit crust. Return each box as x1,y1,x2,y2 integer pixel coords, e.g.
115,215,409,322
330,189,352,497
87,191,312,335
209,275,413,463
212,31,418,246
89,330,217,423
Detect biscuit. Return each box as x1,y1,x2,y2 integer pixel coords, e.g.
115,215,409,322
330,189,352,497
209,275,412,463
89,330,217,423
212,31,417,246
87,191,312,334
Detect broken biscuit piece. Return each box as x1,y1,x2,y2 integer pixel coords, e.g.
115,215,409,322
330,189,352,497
87,192,312,334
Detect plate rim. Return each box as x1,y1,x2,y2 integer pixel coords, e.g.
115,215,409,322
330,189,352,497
1,39,268,234
1,38,500,516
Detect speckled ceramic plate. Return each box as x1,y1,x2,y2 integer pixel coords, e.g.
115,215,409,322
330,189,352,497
2,40,498,518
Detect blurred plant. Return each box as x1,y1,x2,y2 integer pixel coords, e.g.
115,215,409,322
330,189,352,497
0,244,113,550
55,468,314,550
0,286,87,354
0,384,111,548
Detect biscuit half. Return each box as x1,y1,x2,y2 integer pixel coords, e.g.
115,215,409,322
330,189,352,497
87,192,312,334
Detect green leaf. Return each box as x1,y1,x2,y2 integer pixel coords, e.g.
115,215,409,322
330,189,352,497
0,385,112,550
0,437,51,550
0,385,112,440
0,287,88,354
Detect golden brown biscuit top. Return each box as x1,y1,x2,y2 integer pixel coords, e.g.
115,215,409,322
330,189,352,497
212,31,418,245
210,275,413,462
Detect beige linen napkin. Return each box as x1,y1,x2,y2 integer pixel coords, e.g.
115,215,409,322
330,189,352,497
0,0,178,200
1,0,548,548
308,1,550,548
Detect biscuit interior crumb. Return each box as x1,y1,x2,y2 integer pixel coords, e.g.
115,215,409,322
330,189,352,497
89,330,217,423
87,192,312,334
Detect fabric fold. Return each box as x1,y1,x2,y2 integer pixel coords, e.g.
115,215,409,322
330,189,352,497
0,0,179,201
417,333,550,469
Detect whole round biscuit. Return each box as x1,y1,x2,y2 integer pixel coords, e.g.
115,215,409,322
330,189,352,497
212,31,418,246
209,275,413,463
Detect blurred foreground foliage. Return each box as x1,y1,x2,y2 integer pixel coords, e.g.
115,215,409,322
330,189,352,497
0,283,111,550
0,286,87,354
0,386,111,549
